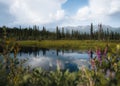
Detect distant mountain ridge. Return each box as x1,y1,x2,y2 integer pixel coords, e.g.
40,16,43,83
63,25,120,33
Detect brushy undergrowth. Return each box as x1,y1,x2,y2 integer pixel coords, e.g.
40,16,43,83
0,28,120,86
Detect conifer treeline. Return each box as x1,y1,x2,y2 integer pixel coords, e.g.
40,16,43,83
0,24,120,40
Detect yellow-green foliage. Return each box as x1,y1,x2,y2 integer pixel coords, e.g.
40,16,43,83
18,40,119,50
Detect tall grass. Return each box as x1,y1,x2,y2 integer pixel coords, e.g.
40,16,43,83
17,40,119,50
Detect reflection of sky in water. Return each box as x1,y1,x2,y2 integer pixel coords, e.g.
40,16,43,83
11,50,91,71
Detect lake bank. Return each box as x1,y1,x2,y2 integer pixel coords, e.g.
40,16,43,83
17,40,120,50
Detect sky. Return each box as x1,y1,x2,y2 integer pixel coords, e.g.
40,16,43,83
0,0,120,28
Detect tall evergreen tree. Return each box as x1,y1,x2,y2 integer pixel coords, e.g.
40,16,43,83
56,26,59,39
62,27,65,39
90,23,93,39
98,24,103,40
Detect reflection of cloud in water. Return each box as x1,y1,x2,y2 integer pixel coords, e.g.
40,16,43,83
63,52,89,59
25,57,64,70
24,56,90,71
18,50,91,71
25,57,52,69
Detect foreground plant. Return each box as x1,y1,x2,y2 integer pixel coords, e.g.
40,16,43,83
0,28,120,86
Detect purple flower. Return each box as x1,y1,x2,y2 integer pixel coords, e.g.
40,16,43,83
96,48,102,62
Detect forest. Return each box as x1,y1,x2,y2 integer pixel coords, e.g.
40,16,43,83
0,23,120,41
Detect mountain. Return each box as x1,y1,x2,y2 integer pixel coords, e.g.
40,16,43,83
47,25,120,33
115,27,120,32
63,25,120,33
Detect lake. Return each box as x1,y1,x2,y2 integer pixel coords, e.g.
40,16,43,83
7,48,92,72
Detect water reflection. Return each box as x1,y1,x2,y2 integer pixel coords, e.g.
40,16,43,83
17,47,90,71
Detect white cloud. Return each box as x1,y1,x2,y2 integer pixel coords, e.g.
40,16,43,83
73,6,90,21
0,0,120,27
0,0,66,25
109,0,120,14
73,0,120,25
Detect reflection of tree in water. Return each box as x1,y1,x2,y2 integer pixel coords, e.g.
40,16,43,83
56,49,60,56
19,52,22,56
42,48,46,56
33,51,38,57
20,47,49,56
62,49,64,55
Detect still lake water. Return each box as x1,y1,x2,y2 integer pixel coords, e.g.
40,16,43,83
11,49,91,71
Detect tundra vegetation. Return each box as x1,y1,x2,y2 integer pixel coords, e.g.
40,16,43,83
0,27,120,86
